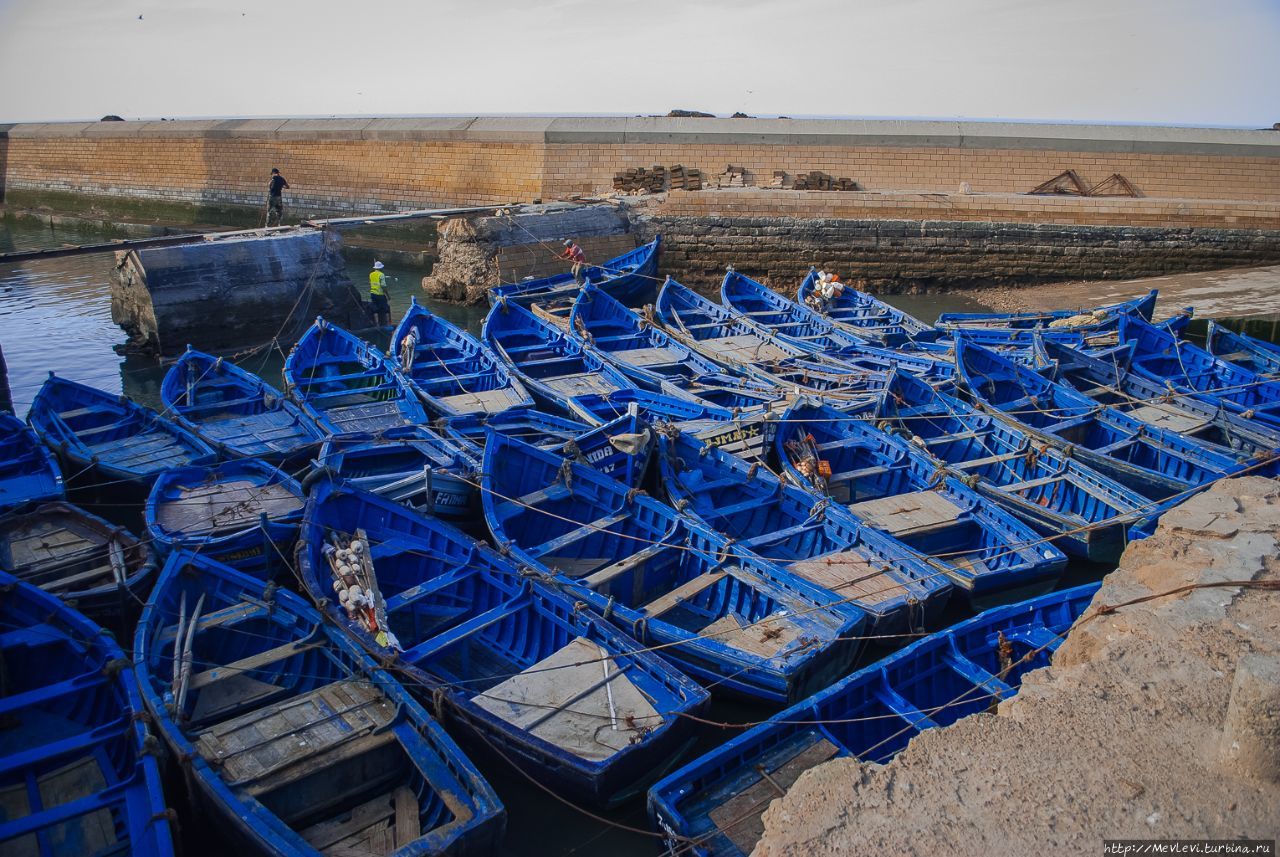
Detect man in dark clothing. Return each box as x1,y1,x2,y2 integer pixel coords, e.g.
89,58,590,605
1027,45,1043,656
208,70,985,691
266,168,289,226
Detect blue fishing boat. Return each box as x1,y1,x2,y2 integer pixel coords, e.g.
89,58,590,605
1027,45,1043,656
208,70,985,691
283,317,428,435
872,370,1158,561
161,346,325,464
654,277,888,398
569,389,781,464
0,412,63,512
568,283,779,410
0,502,156,621
145,459,305,578
1038,337,1280,459
487,236,661,311
937,289,1158,331
720,269,870,357
1205,321,1280,376
954,337,1247,501
482,299,633,415
27,374,216,491
0,570,175,856
655,427,951,630
648,583,1099,857
298,479,710,808
770,403,1067,604
391,297,534,416
481,430,867,703
135,550,506,856
314,426,481,519
1121,314,1280,428
439,406,590,449
796,267,937,345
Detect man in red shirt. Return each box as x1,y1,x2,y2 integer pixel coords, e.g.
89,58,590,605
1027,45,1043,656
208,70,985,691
561,239,587,284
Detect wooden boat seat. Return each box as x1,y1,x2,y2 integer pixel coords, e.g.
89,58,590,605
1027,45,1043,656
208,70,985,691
642,571,727,617
157,600,268,646
296,369,383,387
194,679,397,796
528,512,629,558
874,685,941,732
400,596,525,662
471,636,660,763
182,395,262,414
581,540,672,591
188,638,323,693
828,464,895,483
847,491,965,537
383,563,473,612
738,520,824,549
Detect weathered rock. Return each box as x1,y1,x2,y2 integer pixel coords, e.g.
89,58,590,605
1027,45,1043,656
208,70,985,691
111,229,361,356
753,476,1280,857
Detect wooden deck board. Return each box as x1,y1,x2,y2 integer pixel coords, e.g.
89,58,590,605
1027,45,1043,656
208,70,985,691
156,479,302,535
787,551,900,605
847,490,963,537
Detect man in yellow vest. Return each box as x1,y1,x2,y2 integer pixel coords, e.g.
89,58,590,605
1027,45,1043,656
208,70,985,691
369,261,390,327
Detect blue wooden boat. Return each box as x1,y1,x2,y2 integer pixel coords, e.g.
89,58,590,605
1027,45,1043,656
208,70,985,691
135,550,506,856
569,389,781,464
27,374,216,491
482,299,633,415
439,406,590,450
721,269,869,357
391,296,534,416
0,412,63,512
568,283,779,410
298,479,710,808
283,317,429,435
1205,321,1280,376
654,277,889,399
873,370,1159,561
0,502,156,621
771,402,1067,604
0,570,175,856
647,583,1099,857
1039,337,1280,459
161,346,325,463
796,267,937,345
937,289,1158,331
145,459,305,578
481,429,866,703
656,428,951,630
314,426,480,520
954,337,1247,501
487,236,661,311
1121,314,1280,428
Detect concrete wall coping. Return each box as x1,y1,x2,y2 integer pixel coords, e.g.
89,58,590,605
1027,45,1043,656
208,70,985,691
3,116,1279,157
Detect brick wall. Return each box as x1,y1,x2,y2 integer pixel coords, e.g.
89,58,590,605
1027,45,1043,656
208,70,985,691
2,118,1278,220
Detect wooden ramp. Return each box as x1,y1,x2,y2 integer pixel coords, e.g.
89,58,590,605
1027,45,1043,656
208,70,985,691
848,491,963,537
156,479,302,536
471,637,660,762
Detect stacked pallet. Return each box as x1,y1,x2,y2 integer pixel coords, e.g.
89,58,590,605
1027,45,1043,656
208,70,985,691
612,165,668,194
768,171,794,189
791,171,858,191
716,165,748,188
669,165,705,191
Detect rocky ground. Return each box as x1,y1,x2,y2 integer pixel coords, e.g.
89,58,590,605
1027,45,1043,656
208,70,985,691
754,476,1280,857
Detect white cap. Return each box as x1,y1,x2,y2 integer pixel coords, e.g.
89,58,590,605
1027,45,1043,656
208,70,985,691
373,261,384,269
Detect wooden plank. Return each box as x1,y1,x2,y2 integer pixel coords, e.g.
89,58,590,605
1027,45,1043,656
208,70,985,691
1125,403,1209,433
847,490,963,537
188,639,321,691
707,738,839,855
300,791,395,850
642,571,726,617
703,613,804,658
787,551,899,605
394,786,421,849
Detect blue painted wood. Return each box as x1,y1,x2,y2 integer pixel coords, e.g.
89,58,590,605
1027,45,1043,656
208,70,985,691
298,479,709,808
1122,314,1280,429
391,297,534,417
145,459,305,579
0,570,176,856
161,347,325,463
315,426,481,520
796,267,937,345
648,584,1099,857
283,317,429,435
937,289,1158,330
28,374,216,490
656,428,952,629
0,412,63,512
488,236,661,308
872,369,1157,560
135,551,505,856
481,429,868,703
769,402,1067,603
1205,321,1280,376
954,337,1252,501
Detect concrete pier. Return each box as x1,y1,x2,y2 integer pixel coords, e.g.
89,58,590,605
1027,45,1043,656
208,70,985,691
111,228,362,356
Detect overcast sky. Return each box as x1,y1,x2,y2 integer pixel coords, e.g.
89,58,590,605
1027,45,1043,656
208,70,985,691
0,0,1276,127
